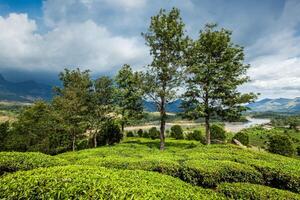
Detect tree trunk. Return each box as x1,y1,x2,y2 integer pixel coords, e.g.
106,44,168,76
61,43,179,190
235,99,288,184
159,97,166,150
94,131,97,148
121,121,125,133
205,116,210,145
72,135,76,151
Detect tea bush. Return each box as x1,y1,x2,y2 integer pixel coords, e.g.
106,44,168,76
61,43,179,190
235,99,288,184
170,125,184,139
210,124,226,143
148,127,160,140
0,165,222,200
218,183,300,200
186,130,205,143
267,134,295,156
0,152,68,175
232,131,249,146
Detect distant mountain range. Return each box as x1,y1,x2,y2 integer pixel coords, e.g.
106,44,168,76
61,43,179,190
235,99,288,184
0,73,299,113
0,74,52,102
246,97,300,113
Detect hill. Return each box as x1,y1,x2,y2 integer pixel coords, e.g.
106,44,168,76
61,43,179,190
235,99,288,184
247,97,300,113
0,74,52,102
1,138,300,199
143,99,183,112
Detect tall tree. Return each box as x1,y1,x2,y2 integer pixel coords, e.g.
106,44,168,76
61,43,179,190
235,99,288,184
88,76,116,147
183,24,256,144
142,8,188,150
53,68,92,151
115,64,143,132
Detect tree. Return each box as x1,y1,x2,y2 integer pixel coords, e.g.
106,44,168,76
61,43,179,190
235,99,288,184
53,68,92,151
0,121,9,151
115,64,144,132
183,24,256,144
142,8,188,150
88,76,116,147
268,134,295,156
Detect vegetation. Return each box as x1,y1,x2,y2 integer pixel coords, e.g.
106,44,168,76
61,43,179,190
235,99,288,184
170,125,184,139
210,124,227,143
182,24,256,144
232,131,249,146
267,135,295,156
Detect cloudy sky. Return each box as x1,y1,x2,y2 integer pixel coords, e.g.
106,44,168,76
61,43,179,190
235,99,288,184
0,0,299,99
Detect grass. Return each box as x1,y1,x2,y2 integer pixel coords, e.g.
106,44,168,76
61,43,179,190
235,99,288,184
1,138,300,199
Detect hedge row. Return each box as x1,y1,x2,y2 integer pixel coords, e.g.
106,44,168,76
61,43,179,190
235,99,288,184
217,183,300,200
0,152,68,175
0,165,222,200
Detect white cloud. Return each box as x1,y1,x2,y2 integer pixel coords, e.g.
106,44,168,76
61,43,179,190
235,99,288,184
0,13,148,73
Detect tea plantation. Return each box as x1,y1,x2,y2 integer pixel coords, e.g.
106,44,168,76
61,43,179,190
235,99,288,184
1,138,300,199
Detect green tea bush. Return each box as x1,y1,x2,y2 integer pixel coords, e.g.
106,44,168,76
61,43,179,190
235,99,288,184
210,124,226,143
0,152,68,175
126,131,134,137
0,165,222,200
186,130,204,142
181,160,263,188
137,129,143,137
218,183,300,200
170,125,184,139
267,135,295,156
97,120,123,145
232,131,249,146
148,127,160,140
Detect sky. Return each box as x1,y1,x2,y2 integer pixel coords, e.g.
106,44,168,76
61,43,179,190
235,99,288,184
0,0,299,99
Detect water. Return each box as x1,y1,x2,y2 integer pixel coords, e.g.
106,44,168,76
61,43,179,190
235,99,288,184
224,117,270,133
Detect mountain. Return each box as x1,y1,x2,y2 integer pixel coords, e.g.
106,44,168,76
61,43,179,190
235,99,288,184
143,99,183,113
247,97,300,113
0,74,52,102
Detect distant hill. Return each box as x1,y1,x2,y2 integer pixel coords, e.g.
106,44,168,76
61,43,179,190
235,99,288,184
247,97,300,113
143,99,183,113
0,74,52,102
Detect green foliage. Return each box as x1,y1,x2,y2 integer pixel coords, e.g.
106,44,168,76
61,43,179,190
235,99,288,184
0,165,220,200
182,160,263,188
218,183,300,200
210,124,226,143
137,129,143,137
233,131,249,146
170,125,184,139
0,121,9,151
186,130,205,143
148,127,160,140
141,8,188,150
0,152,68,175
97,120,123,145
267,134,295,156
115,64,144,131
297,146,300,156
126,131,134,137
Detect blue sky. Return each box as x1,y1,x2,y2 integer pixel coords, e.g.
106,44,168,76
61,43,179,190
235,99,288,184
0,0,299,99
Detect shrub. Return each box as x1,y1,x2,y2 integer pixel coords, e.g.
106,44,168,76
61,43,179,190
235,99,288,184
218,183,300,200
126,131,134,137
0,152,68,175
296,146,300,156
137,129,143,137
0,166,220,199
170,125,184,139
232,131,249,146
210,124,226,143
181,160,263,188
267,135,295,156
148,127,160,140
97,120,123,145
186,130,204,142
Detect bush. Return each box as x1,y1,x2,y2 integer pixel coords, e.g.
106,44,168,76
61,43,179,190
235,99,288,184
267,135,295,156
296,146,300,156
181,160,263,188
0,152,68,175
0,121,9,151
137,129,143,137
218,183,300,200
148,127,160,140
97,120,123,145
210,124,226,143
0,166,220,199
126,131,134,137
186,130,204,142
170,125,184,139
232,131,249,146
